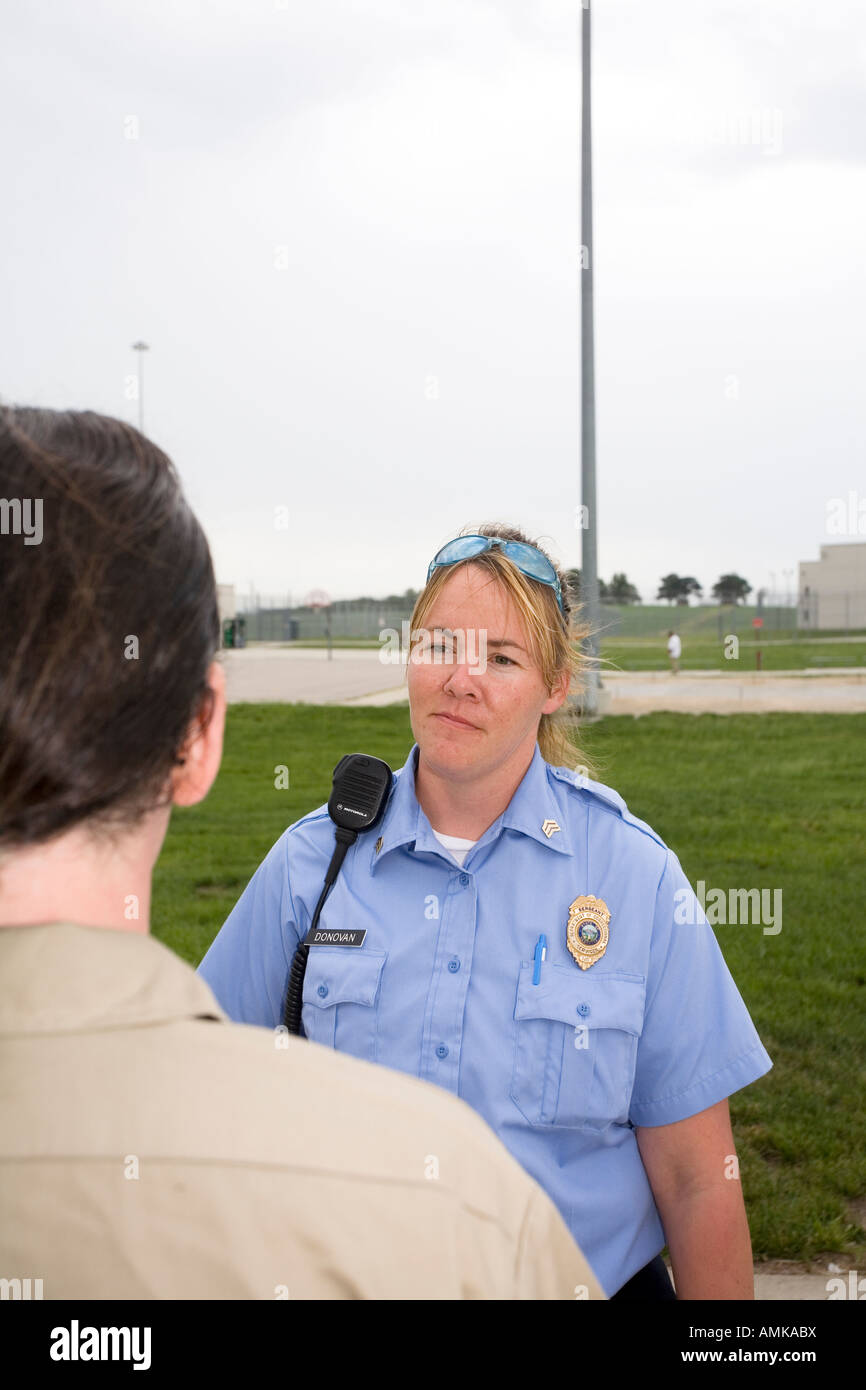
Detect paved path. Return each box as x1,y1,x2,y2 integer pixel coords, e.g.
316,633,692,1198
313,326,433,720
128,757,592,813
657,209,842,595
753,1272,842,1300
600,668,866,715
223,648,866,714
223,646,407,705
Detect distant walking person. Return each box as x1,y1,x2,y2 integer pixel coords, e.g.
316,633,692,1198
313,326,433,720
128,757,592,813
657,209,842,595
667,630,682,674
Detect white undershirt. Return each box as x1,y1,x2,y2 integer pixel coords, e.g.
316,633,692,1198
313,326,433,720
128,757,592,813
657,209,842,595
431,829,478,868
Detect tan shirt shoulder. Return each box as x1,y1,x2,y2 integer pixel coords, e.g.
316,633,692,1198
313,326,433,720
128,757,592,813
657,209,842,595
0,924,604,1300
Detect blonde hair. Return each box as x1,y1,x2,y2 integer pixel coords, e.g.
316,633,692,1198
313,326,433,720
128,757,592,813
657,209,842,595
409,523,595,773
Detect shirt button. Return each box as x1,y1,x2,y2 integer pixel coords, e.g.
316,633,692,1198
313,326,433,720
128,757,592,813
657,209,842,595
317,984,329,999
436,1044,449,1059
448,958,460,973
459,873,470,887
576,1002,591,1017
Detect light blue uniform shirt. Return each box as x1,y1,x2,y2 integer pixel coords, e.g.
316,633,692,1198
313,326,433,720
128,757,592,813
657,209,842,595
199,743,772,1296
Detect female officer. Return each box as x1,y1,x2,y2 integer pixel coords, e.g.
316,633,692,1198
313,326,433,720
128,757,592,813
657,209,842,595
199,523,773,1300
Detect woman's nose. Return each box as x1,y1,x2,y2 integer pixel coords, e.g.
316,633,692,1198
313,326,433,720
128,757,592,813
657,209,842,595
443,662,480,696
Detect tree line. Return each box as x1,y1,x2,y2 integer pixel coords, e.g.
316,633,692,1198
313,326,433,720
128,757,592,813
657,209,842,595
565,571,753,606
288,573,755,614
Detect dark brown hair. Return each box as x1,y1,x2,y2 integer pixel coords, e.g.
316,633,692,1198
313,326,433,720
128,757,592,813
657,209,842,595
0,406,220,849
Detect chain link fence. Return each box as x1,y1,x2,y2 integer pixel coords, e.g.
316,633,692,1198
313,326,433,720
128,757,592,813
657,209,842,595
233,592,864,643
235,596,415,642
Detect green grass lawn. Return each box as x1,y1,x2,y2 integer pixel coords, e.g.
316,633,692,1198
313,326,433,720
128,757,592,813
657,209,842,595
601,637,866,672
154,705,866,1266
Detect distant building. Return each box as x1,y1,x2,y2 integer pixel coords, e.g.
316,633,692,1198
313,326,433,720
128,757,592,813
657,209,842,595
798,543,866,630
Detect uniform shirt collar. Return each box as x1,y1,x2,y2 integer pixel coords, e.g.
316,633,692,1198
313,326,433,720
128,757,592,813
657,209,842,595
0,922,226,1036
370,742,573,872
499,743,574,855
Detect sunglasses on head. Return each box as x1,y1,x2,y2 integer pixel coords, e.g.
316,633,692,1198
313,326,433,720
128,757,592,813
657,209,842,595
426,535,564,615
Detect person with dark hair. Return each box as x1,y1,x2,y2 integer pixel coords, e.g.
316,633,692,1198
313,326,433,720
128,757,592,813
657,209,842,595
201,523,773,1300
0,409,603,1300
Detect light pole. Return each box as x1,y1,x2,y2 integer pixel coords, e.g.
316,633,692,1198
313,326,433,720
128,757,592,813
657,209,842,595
580,0,600,716
132,341,150,433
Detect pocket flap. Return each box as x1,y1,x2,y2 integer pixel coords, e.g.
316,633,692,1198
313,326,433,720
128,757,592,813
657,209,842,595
514,963,645,1035
303,948,387,1009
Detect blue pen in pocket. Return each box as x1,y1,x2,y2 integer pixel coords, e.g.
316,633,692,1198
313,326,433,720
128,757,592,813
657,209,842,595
532,934,547,985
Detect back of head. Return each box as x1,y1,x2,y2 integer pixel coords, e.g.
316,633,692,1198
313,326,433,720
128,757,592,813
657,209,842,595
0,406,219,851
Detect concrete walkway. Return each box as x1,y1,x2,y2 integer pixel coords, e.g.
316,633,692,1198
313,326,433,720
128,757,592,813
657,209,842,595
752,1272,844,1301
222,648,866,714
222,645,406,705
600,668,866,715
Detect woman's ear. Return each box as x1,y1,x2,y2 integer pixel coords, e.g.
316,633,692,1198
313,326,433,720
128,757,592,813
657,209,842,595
171,661,227,808
542,669,570,716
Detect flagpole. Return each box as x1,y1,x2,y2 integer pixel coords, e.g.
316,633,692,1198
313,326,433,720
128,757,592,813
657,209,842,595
580,0,600,716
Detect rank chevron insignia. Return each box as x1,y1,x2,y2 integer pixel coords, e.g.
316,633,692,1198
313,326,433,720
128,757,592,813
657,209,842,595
541,819,561,838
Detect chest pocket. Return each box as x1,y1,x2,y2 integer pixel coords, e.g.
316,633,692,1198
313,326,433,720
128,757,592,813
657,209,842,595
510,963,646,1132
301,948,386,1064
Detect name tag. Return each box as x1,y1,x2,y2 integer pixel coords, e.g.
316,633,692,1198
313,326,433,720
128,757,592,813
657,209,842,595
304,928,367,948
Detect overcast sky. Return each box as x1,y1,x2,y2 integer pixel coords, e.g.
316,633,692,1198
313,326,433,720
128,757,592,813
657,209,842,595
2,0,863,605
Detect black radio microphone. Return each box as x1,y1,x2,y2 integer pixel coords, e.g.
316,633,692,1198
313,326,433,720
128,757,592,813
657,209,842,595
283,753,392,1035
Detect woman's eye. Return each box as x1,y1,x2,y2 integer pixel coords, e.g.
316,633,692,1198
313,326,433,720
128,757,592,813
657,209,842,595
493,653,515,666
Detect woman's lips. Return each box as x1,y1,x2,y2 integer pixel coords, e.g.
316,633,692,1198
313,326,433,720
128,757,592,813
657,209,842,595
433,712,479,730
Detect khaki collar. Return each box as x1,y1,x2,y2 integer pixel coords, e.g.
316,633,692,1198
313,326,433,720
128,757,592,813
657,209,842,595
0,923,226,1036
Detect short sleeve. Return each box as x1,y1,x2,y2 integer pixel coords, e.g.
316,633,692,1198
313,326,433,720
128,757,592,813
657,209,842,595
198,831,300,1028
629,849,772,1127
